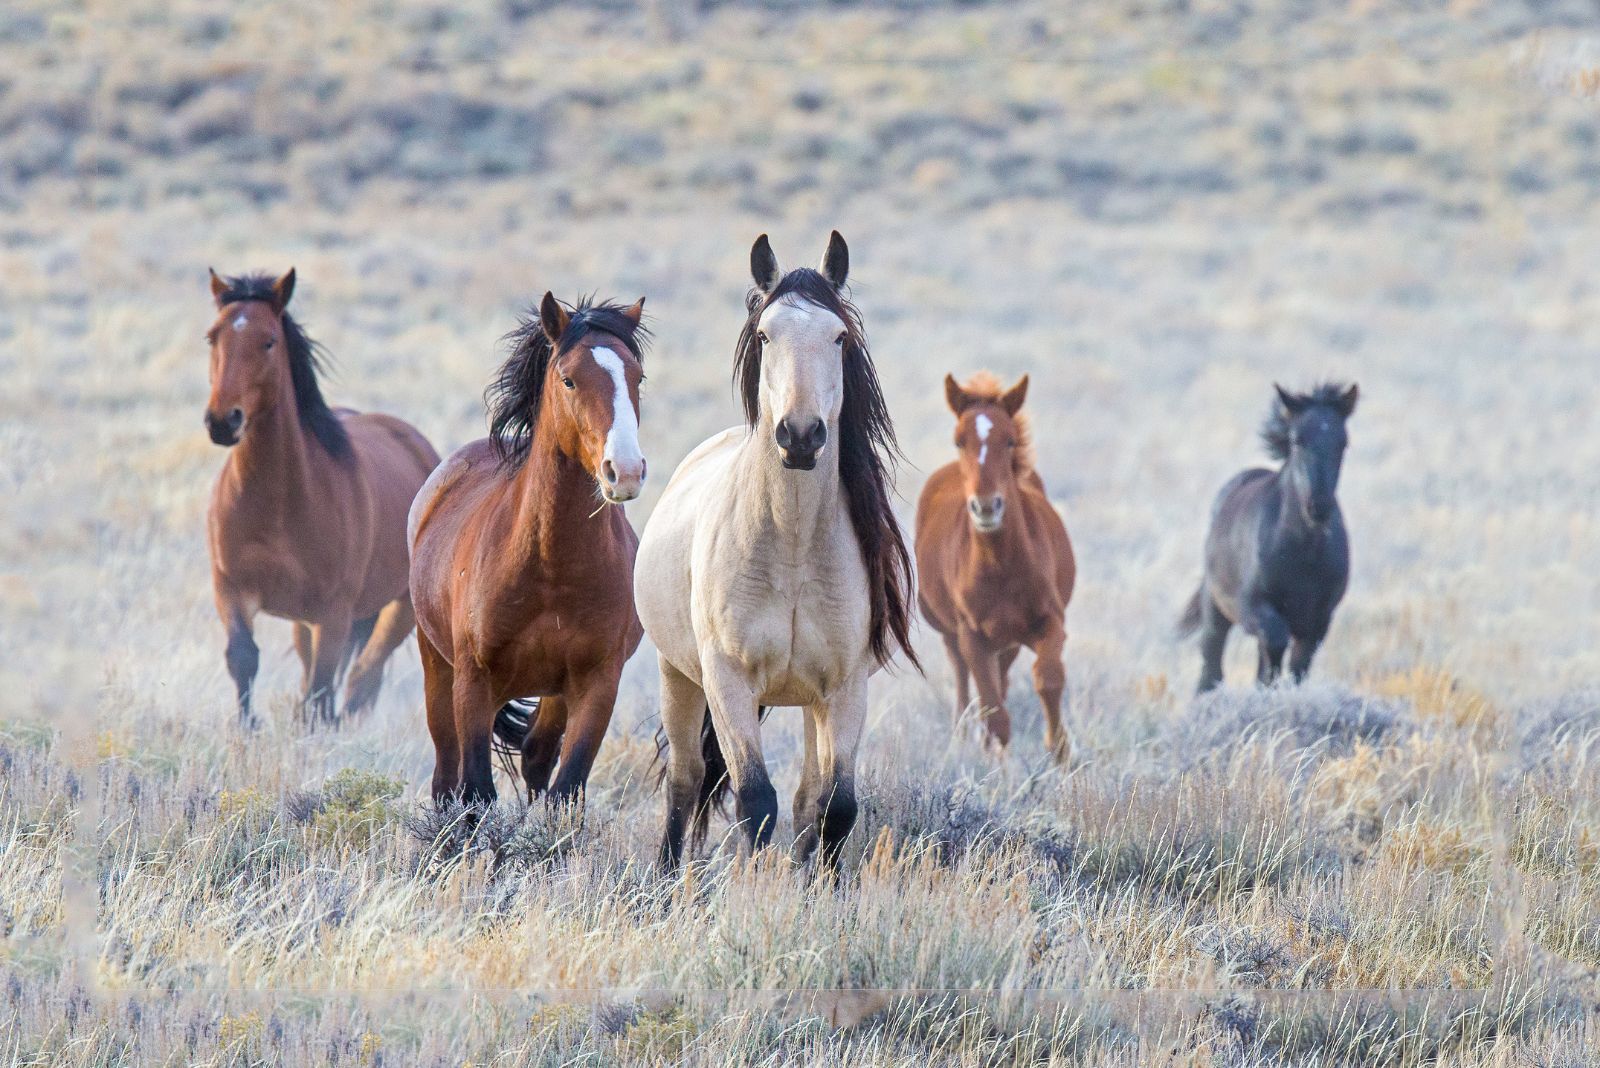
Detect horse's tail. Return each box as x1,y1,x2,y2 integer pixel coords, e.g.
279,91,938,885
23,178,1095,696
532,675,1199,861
653,704,771,850
490,699,537,782
1176,583,1205,640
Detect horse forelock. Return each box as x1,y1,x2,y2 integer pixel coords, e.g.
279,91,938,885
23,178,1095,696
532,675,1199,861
733,267,920,672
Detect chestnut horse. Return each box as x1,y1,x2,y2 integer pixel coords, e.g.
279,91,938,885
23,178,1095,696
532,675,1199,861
204,269,440,725
915,373,1076,761
409,293,649,806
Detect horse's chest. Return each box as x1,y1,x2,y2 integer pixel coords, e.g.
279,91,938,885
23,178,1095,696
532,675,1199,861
708,563,867,702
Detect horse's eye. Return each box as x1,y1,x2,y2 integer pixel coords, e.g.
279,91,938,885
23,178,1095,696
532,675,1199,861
757,331,769,345
562,376,575,390
835,333,846,346
264,337,275,349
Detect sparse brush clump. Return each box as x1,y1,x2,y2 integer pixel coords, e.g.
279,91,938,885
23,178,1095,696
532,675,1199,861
289,768,406,851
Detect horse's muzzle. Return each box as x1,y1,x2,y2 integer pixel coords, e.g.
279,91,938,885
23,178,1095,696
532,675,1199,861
205,407,245,446
600,457,646,503
968,494,1005,533
776,417,826,470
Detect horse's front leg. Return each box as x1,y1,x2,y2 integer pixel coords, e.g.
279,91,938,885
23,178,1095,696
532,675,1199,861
957,629,1011,748
214,582,259,728
808,669,868,872
1245,600,1290,686
702,653,777,854
1029,623,1070,765
547,668,622,804
657,656,708,870
1287,634,1322,683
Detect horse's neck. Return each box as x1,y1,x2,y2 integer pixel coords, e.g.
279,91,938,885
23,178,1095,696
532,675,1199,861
1268,468,1326,545
731,416,843,556
226,388,316,518
507,425,602,565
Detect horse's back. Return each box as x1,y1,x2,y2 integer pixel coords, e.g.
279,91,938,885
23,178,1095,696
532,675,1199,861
339,410,440,613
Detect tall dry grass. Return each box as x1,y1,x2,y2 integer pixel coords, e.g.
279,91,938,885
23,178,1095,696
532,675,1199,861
4,0,1600,1062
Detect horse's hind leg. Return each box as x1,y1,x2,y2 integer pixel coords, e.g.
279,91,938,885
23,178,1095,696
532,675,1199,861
658,657,708,869
521,696,567,799
792,707,823,864
1197,594,1231,695
548,669,623,804
294,623,313,690
418,631,460,804
343,596,416,716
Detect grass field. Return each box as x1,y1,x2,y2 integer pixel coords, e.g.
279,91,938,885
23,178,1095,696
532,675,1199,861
3,0,1599,1063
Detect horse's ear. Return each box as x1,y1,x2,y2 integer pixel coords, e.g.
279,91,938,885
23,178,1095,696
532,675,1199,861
620,297,646,327
750,234,780,293
1337,383,1360,417
944,374,970,415
1274,383,1307,415
1000,374,1029,416
819,230,849,289
540,291,570,344
209,268,229,306
270,268,296,313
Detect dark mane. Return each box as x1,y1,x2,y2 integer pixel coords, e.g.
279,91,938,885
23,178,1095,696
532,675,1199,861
487,297,651,470
1261,381,1356,461
215,272,350,460
733,269,920,671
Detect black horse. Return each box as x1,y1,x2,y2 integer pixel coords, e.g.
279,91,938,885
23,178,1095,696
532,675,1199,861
1178,382,1359,693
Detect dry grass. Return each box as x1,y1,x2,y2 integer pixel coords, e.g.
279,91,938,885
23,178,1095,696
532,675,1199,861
4,0,1600,1063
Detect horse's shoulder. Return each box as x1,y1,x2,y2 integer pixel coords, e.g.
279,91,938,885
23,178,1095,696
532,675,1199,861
660,426,744,495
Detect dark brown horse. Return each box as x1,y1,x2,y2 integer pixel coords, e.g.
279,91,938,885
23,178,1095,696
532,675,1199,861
409,293,649,806
204,268,440,725
915,373,1076,761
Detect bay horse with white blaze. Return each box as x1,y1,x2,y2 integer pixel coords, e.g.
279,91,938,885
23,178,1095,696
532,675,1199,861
1178,382,1359,693
916,373,1076,761
203,269,440,725
409,294,649,806
636,231,918,871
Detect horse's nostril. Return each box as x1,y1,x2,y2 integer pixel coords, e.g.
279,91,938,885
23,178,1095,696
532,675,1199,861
227,408,244,430
992,496,1004,511
775,421,793,449
603,459,617,484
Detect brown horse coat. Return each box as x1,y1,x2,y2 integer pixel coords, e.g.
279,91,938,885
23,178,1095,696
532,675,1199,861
409,294,648,806
204,269,440,724
915,372,1076,760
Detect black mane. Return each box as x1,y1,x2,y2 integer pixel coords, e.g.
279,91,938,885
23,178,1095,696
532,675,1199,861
487,297,651,470
215,272,350,460
733,268,920,671
1261,381,1356,461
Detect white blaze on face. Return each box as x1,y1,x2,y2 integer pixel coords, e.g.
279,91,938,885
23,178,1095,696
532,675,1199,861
591,346,641,472
975,413,993,466
232,314,248,332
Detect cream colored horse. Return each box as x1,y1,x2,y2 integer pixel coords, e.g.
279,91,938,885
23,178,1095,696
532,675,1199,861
636,232,918,870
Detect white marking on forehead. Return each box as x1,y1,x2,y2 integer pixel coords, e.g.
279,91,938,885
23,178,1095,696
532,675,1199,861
232,314,248,332
758,297,843,336
975,413,993,464
591,346,642,470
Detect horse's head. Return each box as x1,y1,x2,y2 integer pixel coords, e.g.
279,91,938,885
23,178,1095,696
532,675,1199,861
204,267,296,446
538,291,648,503
1268,382,1359,527
944,373,1030,534
740,231,855,471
